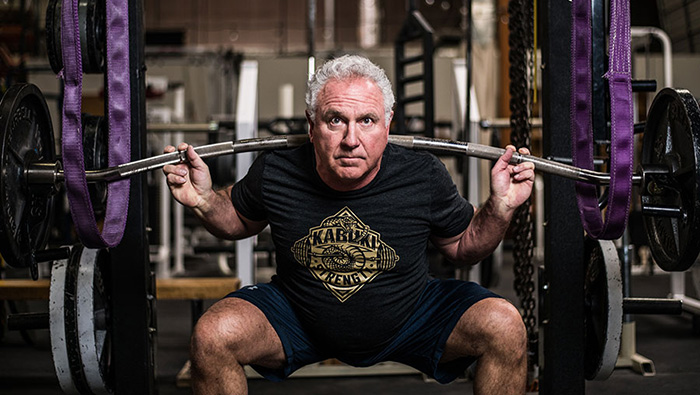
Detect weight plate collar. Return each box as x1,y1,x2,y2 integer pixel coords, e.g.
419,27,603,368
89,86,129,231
0,83,56,270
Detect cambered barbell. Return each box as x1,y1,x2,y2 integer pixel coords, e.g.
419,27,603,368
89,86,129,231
25,133,641,185
1,83,700,273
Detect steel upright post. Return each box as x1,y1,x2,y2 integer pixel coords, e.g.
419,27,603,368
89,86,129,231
539,0,586,393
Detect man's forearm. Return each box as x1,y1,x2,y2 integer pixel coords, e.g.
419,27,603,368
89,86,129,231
456,196,516,265
191,186,246,240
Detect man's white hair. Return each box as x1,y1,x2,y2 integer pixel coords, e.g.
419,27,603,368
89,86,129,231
306,55,395,127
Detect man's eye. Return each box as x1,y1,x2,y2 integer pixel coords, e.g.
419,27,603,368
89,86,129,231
361,117,374,125
329,117,342,125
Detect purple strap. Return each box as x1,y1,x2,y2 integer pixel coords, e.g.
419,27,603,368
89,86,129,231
570,0,633,239
60,0,130,247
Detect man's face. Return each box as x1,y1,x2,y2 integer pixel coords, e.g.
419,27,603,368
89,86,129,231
308,77,392,191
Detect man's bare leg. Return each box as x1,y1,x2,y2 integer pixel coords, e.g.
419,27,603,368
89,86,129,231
441,298,527,395
189,297,286,395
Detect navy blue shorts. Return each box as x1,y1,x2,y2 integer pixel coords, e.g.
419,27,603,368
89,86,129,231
227,278,499,384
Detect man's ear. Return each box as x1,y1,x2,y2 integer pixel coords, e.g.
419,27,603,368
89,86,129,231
305,110,315,141
386,110,394,133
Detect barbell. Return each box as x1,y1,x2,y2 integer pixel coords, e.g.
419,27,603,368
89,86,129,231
27,133,639,185
1,83,699,273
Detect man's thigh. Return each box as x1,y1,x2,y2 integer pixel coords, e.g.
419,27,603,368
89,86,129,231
223,283,329,380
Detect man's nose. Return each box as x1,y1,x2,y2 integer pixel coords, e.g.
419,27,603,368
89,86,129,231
342,123,360,147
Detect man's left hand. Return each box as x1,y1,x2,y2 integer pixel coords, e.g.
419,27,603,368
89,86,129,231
490,145,536,214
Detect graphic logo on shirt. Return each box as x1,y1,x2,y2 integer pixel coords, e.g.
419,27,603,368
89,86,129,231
291,207,399,302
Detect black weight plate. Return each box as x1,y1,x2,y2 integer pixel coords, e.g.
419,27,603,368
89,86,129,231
45,0,63,75
584,238,623,381
641,88,700,272
79,0,106,73
208,129,236,187
0,84,56,268
45,0,105,75
82,114,108,215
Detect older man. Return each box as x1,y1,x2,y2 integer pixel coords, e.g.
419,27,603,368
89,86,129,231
163,55,534,394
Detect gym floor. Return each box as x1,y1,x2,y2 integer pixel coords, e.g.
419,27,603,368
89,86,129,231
2,254,699,394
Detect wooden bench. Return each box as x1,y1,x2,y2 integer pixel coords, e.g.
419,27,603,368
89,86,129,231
0,276,239,330
0,279,50,301
0,276,240,328
0,277,240,301
155,277,240,328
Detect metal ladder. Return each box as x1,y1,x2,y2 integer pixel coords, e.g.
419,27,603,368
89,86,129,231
394,4,435,136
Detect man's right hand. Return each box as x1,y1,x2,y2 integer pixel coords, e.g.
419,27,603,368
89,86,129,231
162,143,214,210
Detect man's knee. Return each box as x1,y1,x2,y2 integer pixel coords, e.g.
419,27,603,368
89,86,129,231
191,300,244,362
448,298,526,359
478,299,527,356
190,297,284,367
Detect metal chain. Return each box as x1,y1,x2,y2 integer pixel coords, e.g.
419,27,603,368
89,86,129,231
508,0,537,360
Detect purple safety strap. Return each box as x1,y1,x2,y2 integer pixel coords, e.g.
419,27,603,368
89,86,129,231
570,0,633,239
60,0,130,247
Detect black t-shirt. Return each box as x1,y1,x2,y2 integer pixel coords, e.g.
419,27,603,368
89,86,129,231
231,143,473,354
